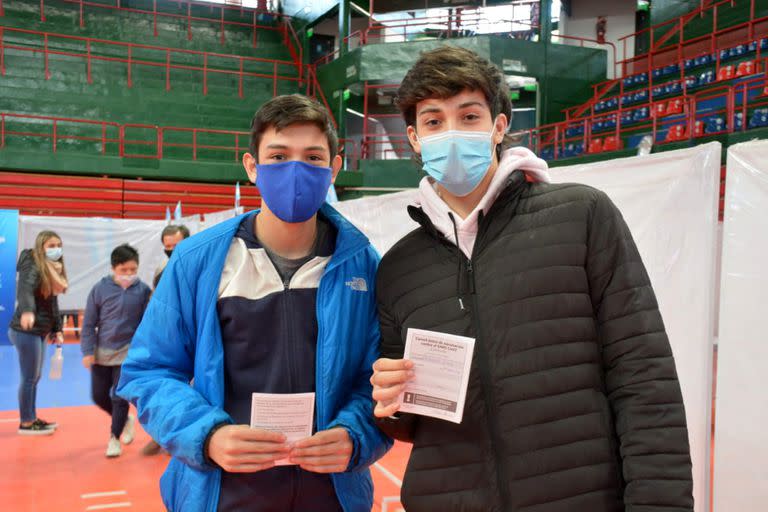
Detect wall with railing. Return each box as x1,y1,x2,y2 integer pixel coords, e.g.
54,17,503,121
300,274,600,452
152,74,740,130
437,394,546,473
0,0,321,182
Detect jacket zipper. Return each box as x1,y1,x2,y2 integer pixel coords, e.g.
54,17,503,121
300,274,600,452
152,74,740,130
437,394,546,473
466,256,513,511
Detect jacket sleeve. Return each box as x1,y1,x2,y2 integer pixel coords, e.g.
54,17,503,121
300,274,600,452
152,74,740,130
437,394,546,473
16,254,39,314
329,250,393,471
80,286,99,356
586,191,693,511
373,267,419,443
117,256,232,471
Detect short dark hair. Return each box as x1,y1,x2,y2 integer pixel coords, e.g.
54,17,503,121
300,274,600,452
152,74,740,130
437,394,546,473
248,94,338,160
397,46,512,161
111,244,139,267
161,224,190,243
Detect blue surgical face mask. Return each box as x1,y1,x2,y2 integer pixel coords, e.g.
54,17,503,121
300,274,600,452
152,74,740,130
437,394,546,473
45,247,63,261
417,125,496,197
255,161,332,223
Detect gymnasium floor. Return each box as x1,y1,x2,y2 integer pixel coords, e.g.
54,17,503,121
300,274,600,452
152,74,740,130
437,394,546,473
1,326,717,512
0,332,409,512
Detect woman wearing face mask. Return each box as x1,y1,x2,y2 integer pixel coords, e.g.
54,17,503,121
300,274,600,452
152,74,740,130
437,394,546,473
81,244,151,457
8,230,68,435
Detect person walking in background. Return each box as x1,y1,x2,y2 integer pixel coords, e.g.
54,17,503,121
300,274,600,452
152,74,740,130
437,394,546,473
8,230,67,435
81,244,151,458
153,224,190,289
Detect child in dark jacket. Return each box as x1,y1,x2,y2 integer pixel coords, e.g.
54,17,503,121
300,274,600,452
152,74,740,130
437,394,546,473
81,244,151,457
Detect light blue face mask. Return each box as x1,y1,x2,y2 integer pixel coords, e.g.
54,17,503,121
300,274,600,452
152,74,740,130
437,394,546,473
45,247,63,261
417,125,496,197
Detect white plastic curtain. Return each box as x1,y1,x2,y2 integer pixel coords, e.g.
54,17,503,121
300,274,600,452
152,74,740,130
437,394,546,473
336,143,721,511
713,140,768,512
16,208,252,311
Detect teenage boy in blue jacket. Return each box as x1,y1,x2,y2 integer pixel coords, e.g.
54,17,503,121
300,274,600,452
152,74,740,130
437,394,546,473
118,94,392,512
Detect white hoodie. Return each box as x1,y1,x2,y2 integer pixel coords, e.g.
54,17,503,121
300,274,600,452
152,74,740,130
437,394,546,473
415,147,550,259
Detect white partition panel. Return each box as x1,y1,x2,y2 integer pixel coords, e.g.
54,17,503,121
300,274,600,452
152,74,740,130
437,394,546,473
713,140,768,512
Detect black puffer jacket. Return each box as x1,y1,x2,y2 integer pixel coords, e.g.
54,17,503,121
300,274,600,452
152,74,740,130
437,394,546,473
375,171,693,512
9,249,61,337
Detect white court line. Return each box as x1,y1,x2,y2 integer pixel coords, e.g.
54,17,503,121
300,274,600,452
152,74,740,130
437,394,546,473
81,491,127,499
85,503,131,510
373,462,403,488
0,418,20,423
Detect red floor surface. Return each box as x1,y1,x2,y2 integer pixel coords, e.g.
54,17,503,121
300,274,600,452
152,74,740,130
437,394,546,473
0,406,410,511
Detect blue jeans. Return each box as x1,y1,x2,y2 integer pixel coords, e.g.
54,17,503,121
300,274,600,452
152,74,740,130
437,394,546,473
7,328,46,423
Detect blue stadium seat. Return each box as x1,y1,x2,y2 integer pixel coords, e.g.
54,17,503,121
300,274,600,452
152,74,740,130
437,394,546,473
705,116,725,134
603,115,617,131
729,45,747,59
592,120,605,132
667,82,682,95
634,73,648,86
634,107,649,122
685,75,698,89
761,38,768,51
748,108,768,129
720,48,731,61
563,142,584,158
540,147,554,160
663,64,679,76
684,58,696,70
747,40,757,53
653,68,664,80
698,70,715,85
565,124,584,138
623,76,635,88
607,97,619,110
621,111,635,125
595,101,605,112
734,112,744,131
652,85,665,98
635,90,648,102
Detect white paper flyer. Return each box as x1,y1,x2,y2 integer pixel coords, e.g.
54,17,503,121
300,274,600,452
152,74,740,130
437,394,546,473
398,328,475,424
250,392,315,466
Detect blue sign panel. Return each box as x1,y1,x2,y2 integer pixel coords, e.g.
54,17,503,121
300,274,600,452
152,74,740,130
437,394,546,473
0,210,19,345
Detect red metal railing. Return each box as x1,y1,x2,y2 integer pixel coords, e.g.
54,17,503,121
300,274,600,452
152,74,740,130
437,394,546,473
0,0,288,45
304,65,337,129
0,111,249,162
566,32,767,122
618,0,761,76
0,112,120,154
0,26,301,97
0,112,363,172
521,73,768,161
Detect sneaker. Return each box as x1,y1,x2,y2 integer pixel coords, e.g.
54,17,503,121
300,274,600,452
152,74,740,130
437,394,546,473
18,422,55,436
106,435,122,458
33,418,58,430
121,414,135,445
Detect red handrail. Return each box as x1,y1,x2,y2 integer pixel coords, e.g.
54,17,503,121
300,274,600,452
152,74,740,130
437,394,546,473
0,0,290,45
0,112,249,162
0,26,301,96
566,31,766,122
1,112,120,153
527,73,768,161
